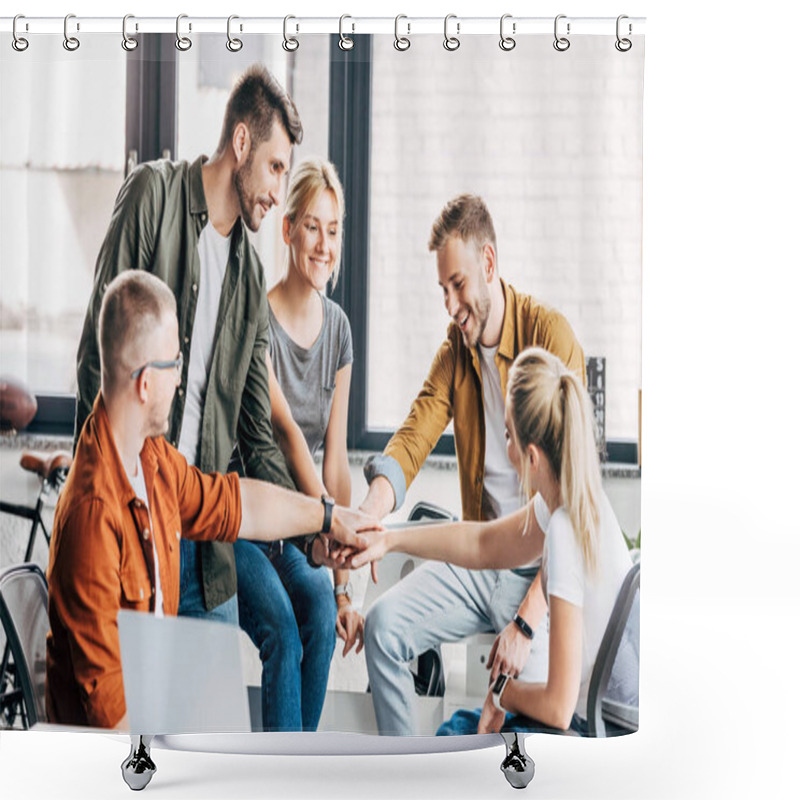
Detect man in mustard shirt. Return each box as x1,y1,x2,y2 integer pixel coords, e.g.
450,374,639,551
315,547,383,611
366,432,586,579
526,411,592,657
359,194,585,735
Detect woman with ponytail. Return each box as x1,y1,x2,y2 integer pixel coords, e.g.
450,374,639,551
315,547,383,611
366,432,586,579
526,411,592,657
350,347,632,735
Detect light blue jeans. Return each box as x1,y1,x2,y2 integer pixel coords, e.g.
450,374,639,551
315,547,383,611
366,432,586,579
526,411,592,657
364,561,549,736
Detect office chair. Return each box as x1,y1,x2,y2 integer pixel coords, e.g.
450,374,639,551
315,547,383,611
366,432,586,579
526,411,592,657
0,563,49,728
495,560,640,740
587,561,640,737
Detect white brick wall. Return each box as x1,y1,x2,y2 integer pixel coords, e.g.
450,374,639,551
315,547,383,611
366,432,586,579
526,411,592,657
368,35,644,441
1,34,642,436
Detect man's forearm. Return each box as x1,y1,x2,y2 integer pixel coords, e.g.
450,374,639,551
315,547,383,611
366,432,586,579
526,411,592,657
239,478,324,541
360,475,396,519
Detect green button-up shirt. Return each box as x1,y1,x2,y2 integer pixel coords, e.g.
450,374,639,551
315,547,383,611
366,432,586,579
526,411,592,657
75,156,295,610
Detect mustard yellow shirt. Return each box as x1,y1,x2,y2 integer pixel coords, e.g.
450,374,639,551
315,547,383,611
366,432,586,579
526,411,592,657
366,280,585,521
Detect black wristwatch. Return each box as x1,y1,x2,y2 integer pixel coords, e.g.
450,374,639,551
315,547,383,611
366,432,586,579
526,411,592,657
320,494,335,534
513,613,534,639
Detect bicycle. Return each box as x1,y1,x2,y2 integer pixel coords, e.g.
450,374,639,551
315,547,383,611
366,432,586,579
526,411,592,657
0,450,71,728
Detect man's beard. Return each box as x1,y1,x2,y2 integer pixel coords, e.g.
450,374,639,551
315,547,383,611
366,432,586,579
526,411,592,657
233,151,262,232
463,280,492,348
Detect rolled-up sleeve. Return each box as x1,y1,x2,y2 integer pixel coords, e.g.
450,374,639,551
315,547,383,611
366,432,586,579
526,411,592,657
238,293,297,491
169,443,242,542
363,453,408,512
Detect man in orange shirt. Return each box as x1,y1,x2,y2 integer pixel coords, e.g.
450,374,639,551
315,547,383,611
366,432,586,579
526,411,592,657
46,271,375,729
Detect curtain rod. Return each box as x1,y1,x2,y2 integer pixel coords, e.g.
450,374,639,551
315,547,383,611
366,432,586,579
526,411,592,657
1,16,646,37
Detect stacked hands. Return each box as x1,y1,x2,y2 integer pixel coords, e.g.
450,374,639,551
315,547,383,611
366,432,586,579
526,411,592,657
308,506,383,657
320,521,530,734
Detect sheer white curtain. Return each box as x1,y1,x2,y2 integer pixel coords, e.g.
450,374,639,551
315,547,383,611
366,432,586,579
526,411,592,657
0,35,126,391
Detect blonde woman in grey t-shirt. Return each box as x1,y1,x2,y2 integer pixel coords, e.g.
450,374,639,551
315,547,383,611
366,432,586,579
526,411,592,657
234,157,358,732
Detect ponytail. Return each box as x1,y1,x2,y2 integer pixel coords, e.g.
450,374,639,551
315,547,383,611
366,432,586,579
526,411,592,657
558,372,602,573
508,348,602,573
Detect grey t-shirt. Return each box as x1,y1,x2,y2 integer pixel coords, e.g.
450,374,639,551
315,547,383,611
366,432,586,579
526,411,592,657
268,295,353,456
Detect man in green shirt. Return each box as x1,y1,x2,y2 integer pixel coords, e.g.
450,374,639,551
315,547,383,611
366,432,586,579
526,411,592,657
75,65,342,729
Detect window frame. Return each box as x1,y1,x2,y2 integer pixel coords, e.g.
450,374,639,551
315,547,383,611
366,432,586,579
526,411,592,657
24,34,176,438
328,35,637,464
25,33,638,464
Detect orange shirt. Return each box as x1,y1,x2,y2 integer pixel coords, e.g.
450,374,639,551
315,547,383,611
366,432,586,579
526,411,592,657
45,394,242,728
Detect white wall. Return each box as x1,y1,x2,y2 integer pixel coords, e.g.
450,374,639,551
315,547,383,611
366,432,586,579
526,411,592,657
368,35,643,441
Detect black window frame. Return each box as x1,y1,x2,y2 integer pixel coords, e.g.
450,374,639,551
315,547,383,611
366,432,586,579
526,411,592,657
23,32,638,465
25,34,177,438
328,35,637,464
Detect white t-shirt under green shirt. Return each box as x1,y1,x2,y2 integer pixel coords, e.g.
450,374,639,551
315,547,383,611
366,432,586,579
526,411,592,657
177,223,231,466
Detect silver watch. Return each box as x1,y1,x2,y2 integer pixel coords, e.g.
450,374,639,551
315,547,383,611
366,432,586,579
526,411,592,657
334,581,353,602
491,673,510,712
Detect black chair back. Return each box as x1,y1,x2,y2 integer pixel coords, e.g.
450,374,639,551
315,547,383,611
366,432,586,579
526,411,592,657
586,561,641,737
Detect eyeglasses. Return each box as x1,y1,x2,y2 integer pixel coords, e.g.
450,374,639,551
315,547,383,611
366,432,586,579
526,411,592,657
130,351,184,380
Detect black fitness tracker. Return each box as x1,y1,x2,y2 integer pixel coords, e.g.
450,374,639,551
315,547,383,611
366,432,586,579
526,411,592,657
513,613,534,640
320,494,334,534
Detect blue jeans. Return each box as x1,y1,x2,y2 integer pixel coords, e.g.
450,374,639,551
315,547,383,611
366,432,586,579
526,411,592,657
234,538,337,732
177,538,239,625
438,709,588,736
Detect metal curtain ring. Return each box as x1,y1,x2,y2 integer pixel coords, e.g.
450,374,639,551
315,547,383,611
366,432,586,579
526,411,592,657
63,14,80,51
339,15,354,51
394,14,410,51
499,14,516,51
553,14,570,52
12,15,29,52
282,15,299,52
615,14,632,52
175,14,192,51
122,14,138,51
443,14,460,51
226,15,243,52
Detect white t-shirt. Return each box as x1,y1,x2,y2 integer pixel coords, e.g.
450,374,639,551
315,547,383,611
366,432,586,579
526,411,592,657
128,455,164,617
177,223,231,466
534,491,632,719
478,344,523,520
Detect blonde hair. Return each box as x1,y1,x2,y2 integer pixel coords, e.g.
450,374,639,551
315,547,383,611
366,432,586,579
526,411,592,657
428,194,497,259
284,157,345,288
508,347,602,572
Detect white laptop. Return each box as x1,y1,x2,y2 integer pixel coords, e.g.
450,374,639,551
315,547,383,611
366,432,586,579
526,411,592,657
118,609,250,735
